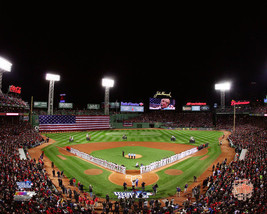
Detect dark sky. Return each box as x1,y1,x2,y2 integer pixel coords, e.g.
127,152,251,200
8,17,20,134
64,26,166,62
0,4,266,110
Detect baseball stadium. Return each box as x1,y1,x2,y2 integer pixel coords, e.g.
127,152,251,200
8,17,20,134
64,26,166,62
0,11,267,213
0,77,266,213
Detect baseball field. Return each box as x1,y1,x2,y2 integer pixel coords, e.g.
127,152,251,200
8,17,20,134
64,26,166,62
41,129,223,199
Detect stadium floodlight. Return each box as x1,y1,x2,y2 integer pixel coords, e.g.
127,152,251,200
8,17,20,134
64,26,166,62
46,73,60,81
215,82,231,109
0,56,12,94
215,82,231,91
102,78,114,115
102,78,114,88
46,73,60,115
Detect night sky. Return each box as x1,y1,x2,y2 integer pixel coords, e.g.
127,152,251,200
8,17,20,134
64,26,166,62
0,5,266,110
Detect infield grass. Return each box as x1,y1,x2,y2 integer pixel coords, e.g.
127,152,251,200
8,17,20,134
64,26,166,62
43,129,223,199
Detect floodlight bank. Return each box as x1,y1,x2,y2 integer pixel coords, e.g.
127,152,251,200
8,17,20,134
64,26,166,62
0,56,12,72
46,73,60,81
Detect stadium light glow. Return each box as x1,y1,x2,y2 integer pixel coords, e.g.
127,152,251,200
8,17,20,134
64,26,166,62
0,56,12,72
46,73,60,81
46,73,60,115
102,78,114,88
102,77,115,115
215,81,231,109
215,82,231,91
0,56,13,94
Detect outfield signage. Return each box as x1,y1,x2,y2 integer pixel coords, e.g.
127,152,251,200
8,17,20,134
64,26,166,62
121,102,144,106
183,106,192,111
153,91,172,98
9,85,21,94
182,105,210,111
87,104,100,109
58,102,73,109
123,122,133,127
114,191,153,199
120,105,144,112
34,102,48,108
186,102,206,106
231,100,250,106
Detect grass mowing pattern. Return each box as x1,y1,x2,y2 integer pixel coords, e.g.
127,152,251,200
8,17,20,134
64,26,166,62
43,129,223,199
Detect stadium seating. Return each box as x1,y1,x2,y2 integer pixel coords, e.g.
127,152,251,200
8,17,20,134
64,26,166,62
0,112,266,213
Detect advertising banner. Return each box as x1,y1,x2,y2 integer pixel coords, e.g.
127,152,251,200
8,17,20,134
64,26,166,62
113,191,153,199
13,191,36,201
34,102,47,108
58,102,73,109
123,122,133,127
16,181,32,189
87,104,100,109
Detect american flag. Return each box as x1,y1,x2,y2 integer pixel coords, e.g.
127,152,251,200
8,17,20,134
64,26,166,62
39,115,110,131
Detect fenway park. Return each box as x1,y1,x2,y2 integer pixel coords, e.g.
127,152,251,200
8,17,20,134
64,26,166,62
0,9,266,214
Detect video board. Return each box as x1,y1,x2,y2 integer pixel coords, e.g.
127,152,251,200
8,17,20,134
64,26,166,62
149,98,175,110
120,102,144,112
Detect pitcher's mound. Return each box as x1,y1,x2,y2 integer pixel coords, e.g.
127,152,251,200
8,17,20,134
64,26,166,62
84,169,103,175
125,154,142,159
164,169,183,175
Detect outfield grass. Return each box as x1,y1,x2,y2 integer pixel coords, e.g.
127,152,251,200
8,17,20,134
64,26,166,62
43,129,223,199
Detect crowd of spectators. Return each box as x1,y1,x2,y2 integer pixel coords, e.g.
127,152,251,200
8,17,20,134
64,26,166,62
179,123,266,213
0,93,28,108
0,112,266,213
215,105,267,114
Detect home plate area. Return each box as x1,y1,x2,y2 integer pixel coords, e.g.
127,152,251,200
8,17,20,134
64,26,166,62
108,170,159,186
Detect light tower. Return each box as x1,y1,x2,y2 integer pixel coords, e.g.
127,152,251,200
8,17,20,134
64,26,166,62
46,73,60,115
215,82,231,109
102,78,114,115
0,56,12,94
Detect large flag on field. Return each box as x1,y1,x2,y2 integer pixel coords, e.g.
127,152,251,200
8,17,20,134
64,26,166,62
38,115,110,131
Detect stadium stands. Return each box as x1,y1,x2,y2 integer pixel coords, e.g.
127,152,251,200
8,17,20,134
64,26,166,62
0,111,266,213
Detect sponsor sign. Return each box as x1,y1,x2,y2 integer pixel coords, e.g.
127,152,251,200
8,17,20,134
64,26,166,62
123,122,133,127
231,100,250,106
9,85,21,94
153,91,172,98
13,191,36,201
200,105,210,111
17,181,32,189
120,105,144,112
182,106,192,111
58,102,73,109
87,104,100,109
192,106,200,111
114,191,153,199
186,102,206,106
34,102,48,108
